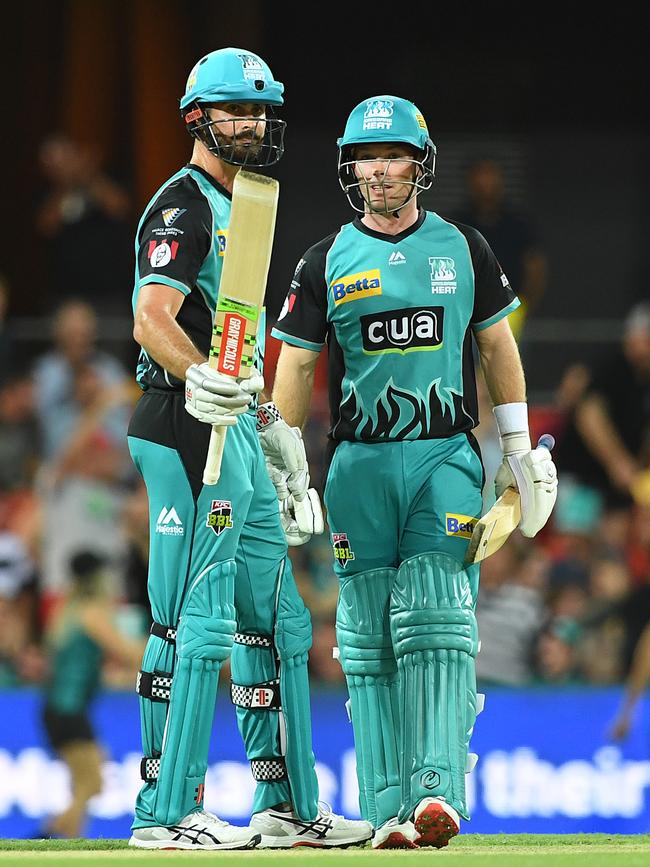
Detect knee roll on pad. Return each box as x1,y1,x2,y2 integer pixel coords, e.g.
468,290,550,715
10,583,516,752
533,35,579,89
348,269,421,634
390,552,478,822
147,560,237,827
336,567,401,828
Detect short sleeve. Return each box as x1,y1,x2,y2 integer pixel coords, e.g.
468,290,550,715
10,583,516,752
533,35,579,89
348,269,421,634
459,225,520,331
136,183,212,297
270,234,335,351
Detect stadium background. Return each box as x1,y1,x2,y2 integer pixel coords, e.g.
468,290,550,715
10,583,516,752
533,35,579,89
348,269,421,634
0,0,648,838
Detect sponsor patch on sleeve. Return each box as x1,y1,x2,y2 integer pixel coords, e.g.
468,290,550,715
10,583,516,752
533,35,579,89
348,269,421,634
445,513,478,539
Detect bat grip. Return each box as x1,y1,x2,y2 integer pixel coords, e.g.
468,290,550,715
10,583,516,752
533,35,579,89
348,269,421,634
203,424,228,486
537,433,555,451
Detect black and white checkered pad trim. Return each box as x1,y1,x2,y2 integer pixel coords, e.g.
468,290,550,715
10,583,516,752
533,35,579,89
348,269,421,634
256,402,282,431
140,756,161,782
251,757,287,782
150,622,177,643
234,632,273,648
231,678,281,710
136,670,173,702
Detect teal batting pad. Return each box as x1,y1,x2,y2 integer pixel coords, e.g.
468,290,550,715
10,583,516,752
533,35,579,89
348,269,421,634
390,552,478,822
336,567,401,828
143,559,236,827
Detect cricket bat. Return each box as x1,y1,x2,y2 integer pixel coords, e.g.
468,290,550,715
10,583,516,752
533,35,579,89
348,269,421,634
465,434,555,564
202,170,279,486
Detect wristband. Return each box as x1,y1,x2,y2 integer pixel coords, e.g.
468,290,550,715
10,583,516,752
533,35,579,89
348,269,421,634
256,402,283,431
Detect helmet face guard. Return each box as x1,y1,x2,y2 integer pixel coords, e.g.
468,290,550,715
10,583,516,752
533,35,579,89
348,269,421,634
336,95,436,214
337,142,435,214
182,103,286,167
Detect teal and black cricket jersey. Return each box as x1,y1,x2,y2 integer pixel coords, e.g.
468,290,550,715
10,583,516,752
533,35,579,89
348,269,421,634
272,208,520,576
271,208,519,443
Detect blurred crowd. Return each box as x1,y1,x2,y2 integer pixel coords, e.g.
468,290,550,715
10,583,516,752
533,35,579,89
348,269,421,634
0,136,648,706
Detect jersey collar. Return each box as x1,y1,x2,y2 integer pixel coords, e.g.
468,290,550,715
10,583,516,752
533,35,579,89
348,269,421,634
186,163,232,200
352,207,426,244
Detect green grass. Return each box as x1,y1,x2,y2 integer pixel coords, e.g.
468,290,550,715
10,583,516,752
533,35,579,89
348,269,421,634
0,836,649,866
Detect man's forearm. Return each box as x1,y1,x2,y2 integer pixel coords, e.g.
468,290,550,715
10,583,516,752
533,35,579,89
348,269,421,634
476,320,527,407
134,308,204,381
272,346,318,429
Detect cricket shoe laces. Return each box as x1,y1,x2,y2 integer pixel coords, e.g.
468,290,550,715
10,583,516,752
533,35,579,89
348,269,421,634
371,817,420,849
413,796,461,848
128,809,261,850
251,800,372,848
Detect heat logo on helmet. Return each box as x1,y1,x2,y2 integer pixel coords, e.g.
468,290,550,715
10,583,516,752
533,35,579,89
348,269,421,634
363,99,394,131
332,533,355,568
445,513,477,539
331,269,382,305
238,53,266,82
207,500,233,536
429,257,457,295
148,240,179,268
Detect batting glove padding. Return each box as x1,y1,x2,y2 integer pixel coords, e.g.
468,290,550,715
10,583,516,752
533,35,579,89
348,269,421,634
185,362,252,425
280,489,325,546
256,402,310,501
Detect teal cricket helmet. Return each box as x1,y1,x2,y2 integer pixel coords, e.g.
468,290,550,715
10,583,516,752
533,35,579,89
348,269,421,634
180,48,285,167
337,95,436,213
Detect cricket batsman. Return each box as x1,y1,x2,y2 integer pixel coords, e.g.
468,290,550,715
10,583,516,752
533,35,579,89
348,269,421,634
270,95,558,848
127,48,371,849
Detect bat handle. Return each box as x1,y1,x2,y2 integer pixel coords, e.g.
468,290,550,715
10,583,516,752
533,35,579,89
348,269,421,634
537,433,555,452
203,424,228,486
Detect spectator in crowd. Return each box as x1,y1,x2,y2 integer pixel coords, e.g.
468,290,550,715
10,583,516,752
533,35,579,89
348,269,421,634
32,299,131,461
554,301,650,511
0,531,41,686
0,371,40,493
475,540,548,686
35,135,132,317
533,617,581,685
39,550,145,838
451,158,547,339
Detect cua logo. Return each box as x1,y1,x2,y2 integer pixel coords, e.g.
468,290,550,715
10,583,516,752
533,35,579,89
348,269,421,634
360,306,444,355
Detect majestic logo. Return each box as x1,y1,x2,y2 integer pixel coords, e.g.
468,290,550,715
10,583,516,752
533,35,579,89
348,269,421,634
420,770,441,790
363,99,394,130
206,500,233,536
148,239,179,268
445,513,478,539
216,229,228,256
429,257,457,295
238,53,266,82
332,533,355,568
360,306,444,355
156,506,184,536
388,251,406,265
161,207,186,228
331,269,382,305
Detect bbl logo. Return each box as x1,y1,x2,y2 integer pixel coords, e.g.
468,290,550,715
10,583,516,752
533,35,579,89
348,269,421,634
332,533,355,568
206,500,233,536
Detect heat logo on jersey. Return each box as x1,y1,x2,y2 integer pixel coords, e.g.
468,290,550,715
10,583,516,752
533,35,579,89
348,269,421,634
360,306,444,355
206,500,234,536
429,257,457,295
445,513,477,539
148,239,179,268
216,229,228,256
332,533,355,568
331,269,382,305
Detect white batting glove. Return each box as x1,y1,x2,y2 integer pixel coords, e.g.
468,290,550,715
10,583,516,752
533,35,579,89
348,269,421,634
241,365,265,397
256,402,309,501
185,362,252,426
280,489,325,546
494,403,558,538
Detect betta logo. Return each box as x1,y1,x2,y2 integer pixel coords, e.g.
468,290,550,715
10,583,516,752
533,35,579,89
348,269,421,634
360,306,444,355
331,269,382,305
445,513,478,539
206,500,234,536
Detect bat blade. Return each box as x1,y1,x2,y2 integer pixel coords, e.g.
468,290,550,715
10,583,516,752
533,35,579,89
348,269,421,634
464,487,521,564
202,170,279,486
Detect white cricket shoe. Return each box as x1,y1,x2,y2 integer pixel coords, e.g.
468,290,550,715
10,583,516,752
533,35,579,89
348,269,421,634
128,809,260,850
413,796,460,848
371,817,420,849
250,802,372,848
